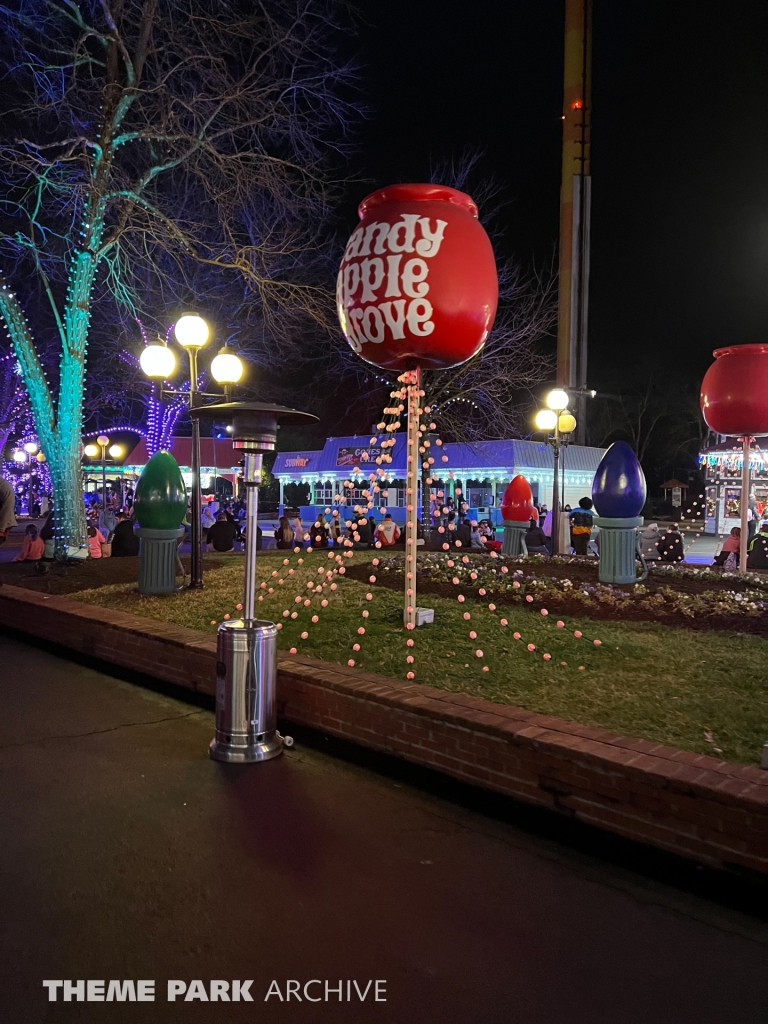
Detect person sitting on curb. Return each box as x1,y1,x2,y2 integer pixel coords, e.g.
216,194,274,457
746,521,768,570
638,522,662,562
206,512,238,553
87,524,106,559
15,523,44,562
525,518,548,555
111,512,140,557
657,523,685,563
375,514,400,547
275,515,295,550
713,526,740,568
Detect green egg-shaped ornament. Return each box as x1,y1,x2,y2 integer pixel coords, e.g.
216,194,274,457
134,452,187,529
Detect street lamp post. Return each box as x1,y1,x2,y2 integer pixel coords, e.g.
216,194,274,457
82,438,123,518
96,434,110,513
174,315,210,589
139,315,244,589
534,389,576,555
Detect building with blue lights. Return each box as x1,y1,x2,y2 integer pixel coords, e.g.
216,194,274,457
272,434,605,523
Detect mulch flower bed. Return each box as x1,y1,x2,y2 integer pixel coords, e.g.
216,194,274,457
0,553,233,595
346,553,768,638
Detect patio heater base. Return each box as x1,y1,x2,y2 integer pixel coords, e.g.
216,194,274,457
209,734,284,764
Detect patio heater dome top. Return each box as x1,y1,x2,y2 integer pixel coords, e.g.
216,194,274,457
189,401,319,451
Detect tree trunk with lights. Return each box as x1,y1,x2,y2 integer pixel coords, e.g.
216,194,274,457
0,193,104,555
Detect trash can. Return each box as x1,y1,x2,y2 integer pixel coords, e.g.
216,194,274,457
137,527,184,594
211,618,283,763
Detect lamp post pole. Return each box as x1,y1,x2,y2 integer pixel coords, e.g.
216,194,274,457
551,420,562,556
96,435,110,516
534,390,575,556
140,315,245,591
187,347,204,590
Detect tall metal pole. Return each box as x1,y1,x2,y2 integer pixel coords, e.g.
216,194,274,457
740,436,750,574
551,424,561,556
403,367,421,629
188,348,204,589
101,447,107,514
243,452,262,620
557,0,592,444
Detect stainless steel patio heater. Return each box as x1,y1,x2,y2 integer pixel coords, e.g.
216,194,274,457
190,402,318,763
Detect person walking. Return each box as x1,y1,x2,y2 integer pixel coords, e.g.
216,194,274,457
568,498,596,556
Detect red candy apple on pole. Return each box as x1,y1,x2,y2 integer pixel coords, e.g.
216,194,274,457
337,184,499,627
700,344,768,573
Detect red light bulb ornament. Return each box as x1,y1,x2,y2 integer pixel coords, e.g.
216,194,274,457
500,474,535,556
700,344,768,573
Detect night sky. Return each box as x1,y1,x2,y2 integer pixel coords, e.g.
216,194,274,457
344,0,768,392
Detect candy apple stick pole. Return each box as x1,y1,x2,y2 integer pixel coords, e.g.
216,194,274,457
404,367,421,629
740,435,750,575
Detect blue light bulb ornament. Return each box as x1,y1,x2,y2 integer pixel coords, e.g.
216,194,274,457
591,441,648,585
592,441,647,518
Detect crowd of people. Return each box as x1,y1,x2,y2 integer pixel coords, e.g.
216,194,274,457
3,472,768,573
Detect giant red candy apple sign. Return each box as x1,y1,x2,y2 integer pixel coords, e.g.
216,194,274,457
700,344,768,436
337,184,499,370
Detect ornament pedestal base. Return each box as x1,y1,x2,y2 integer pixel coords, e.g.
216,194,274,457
502,519,530,557
137,527,184,594
594,517,644,585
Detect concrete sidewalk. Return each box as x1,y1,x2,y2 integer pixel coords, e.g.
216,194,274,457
0,635,767,1024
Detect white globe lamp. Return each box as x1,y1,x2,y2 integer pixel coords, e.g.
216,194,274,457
174,313,210,349
140,342,176,379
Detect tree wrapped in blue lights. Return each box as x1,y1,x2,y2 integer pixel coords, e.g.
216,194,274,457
0,0,356,555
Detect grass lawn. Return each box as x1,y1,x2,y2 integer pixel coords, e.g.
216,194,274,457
71,550,768,766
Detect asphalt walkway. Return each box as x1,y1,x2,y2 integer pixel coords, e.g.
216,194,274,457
0,635,767,1023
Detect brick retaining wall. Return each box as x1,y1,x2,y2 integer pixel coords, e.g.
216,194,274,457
1,584,766,874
